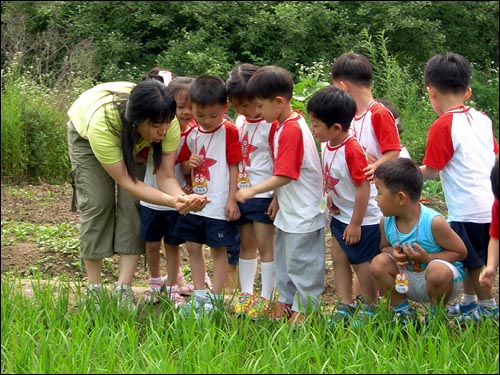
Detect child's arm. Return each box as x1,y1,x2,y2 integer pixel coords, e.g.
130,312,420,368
379,218,393,254
343,179,370,245
419,165,440,181
236,175,292,203
401,215,466,264
479,237,499,289
225,163,241,221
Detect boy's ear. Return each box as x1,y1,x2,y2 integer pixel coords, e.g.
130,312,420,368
463,87,472,101
426,86,438,101
396,191,409,206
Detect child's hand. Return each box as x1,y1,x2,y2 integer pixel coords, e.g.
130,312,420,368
235,187,255,203
188,154,203,169
479,266,496,289
401,242,427,264
393,245,409,268
343,223,361,245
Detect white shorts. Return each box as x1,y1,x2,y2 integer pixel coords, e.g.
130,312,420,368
382,253,463,303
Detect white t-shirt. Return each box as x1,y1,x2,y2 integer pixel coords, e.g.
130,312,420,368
272,112,327,233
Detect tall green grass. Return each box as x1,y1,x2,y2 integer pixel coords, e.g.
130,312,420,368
1,54,71,184
1,274,498,374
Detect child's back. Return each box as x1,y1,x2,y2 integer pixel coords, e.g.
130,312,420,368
420,52,499,322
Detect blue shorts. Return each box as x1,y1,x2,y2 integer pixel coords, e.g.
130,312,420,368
172,214,238,248
450,221,489,268
226,230,241,265
330,217,381,264
140,206,184,245
234,198,274,225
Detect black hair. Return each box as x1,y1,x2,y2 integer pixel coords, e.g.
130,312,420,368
306,85,356,131
226,63,260,101
246,65,294,100
330,53,373,88
112,79,176,179
374,158,423,202
424,52,471,94
189,74,227,106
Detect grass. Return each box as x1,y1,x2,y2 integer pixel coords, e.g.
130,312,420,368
1,274,498,374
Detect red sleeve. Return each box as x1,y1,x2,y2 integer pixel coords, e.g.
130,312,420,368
490,198,499,239
176,126,195,162
224,121,243,165
274,121,303,180
345,138,369,186
371,104,401,154
422,114,455,170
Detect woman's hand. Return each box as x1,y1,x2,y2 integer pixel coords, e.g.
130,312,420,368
175,193,210,215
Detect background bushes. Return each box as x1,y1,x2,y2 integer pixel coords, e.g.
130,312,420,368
1,1,498,184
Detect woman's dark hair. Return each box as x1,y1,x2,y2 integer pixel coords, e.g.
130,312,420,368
106,79,176,181
374,158,423,202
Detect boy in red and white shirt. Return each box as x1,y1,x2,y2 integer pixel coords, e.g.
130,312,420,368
420,52,499,322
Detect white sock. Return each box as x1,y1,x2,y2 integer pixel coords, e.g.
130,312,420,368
461,294,478,305
88,283,102,290
193,289,208,302
479,298,497,309
238,258,258,295
260,261,275,300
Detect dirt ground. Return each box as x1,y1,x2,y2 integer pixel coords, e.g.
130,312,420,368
1,182,498,308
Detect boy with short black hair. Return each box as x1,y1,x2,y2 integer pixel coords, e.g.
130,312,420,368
420,52,499,322
372,158,467,325
236,65,327,325
173,74,243,316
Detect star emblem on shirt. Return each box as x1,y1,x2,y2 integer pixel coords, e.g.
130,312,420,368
241,132,258,166
197,144,217,180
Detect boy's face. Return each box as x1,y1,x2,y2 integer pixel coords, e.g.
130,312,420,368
374,178,398,217
192,102,228,131
253,97,282,123
309,113,337,143
230,97,258,119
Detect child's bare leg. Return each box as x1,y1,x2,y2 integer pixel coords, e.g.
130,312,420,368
164,243,180,287
210,246,228,295
331,237,353,304
186,241,206,291
352,262,377,304
370,253,405,307
425,262,454,306
146,241,162,278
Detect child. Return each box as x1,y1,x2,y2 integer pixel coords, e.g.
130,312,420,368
378,99,411,159
307,85,381,323
479,156,499,292
236,65,327,325
173,74,243,316
330,53,401,301
139,76,210,306
371,158,467,325
420,52,499,322
330,53,401,180
226,63,279,318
